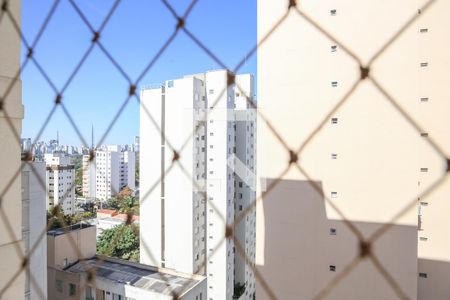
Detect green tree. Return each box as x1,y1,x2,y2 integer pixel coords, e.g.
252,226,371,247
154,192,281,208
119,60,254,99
97,224,140,262
118,196,139,215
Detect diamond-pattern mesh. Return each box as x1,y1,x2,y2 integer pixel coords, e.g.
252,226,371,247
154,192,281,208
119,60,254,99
0,0,448,299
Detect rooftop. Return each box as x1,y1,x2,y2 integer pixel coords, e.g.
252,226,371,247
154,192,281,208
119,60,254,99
47,223,92,236
65,256,204,296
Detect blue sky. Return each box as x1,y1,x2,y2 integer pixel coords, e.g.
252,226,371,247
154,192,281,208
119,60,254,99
21,0,256,146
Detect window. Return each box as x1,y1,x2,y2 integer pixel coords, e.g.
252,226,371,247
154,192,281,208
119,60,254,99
420,168,428,172
209,89,214,95
420,62,428,67
420,97,429,102
331,117,338,124
420,202,428,206
420,237,428,241
167,80,174,88
420,132,428,137
239,205,243,211
331,153,338,159
331,81,338,87
330,9,337,16
330,228,337,235
331,45,337,52
420,28,428,33
69,283,76,296
419,272,428,278
56,279,63,293
329,265,336,272
331,192,337,198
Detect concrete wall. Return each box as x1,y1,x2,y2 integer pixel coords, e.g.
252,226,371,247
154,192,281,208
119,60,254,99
234,74,256,300
22,162,47,300
140,86,164,267
255,0,450,298
204,70,235,300
47,225,96,270
0,0,25,298
257,180,417,299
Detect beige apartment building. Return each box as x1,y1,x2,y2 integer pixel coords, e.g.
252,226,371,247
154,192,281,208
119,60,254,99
257,0,450,299
0,0,25,299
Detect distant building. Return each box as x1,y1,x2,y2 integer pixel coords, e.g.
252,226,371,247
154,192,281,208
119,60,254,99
22,161,47,300
45,153,75,214
134,136,140,152
82,146,135,201
21,138,32,153
47,223,206,300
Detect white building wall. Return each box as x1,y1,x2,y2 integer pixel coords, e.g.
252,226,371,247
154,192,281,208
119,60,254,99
204,70,235,300
140,86,164,267
163,77,196,274
82,154,96,199
45,154,75,214
140,70,255,300
122,151,136,191
22,162,47,300
84,148,136,201
234,74,256,299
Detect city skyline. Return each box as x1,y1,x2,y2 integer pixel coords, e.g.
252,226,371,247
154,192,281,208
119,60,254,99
21,0,256,146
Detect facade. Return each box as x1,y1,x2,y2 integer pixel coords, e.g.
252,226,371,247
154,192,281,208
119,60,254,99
22,162,47,300
0,0,25,298
82,146,135,200
45,153,75,214
47,224,97,300
233,74,257,299
140,70,256,299
257,1,450,300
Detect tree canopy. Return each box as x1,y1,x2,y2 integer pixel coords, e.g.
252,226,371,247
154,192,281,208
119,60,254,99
97,224,140,262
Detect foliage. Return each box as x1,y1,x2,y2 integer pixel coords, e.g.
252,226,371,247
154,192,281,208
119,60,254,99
97,224,140,262
135,161,139,187
116,186,133,201
101,187,139,215
233,282,246,299
47,205,94,229
104,197,120,210
118,196,139,215
79,201,96,214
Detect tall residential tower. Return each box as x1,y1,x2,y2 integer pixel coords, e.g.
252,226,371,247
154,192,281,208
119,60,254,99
140,70,256,300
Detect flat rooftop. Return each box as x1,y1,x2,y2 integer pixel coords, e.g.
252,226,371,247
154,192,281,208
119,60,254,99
47,223,92,236
65,256,203,296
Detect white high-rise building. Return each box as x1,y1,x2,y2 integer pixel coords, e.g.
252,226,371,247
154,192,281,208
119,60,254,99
82,146,135,200
22,162,47,300
233,74,257,300
140,70,256,300
44,153,75,215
